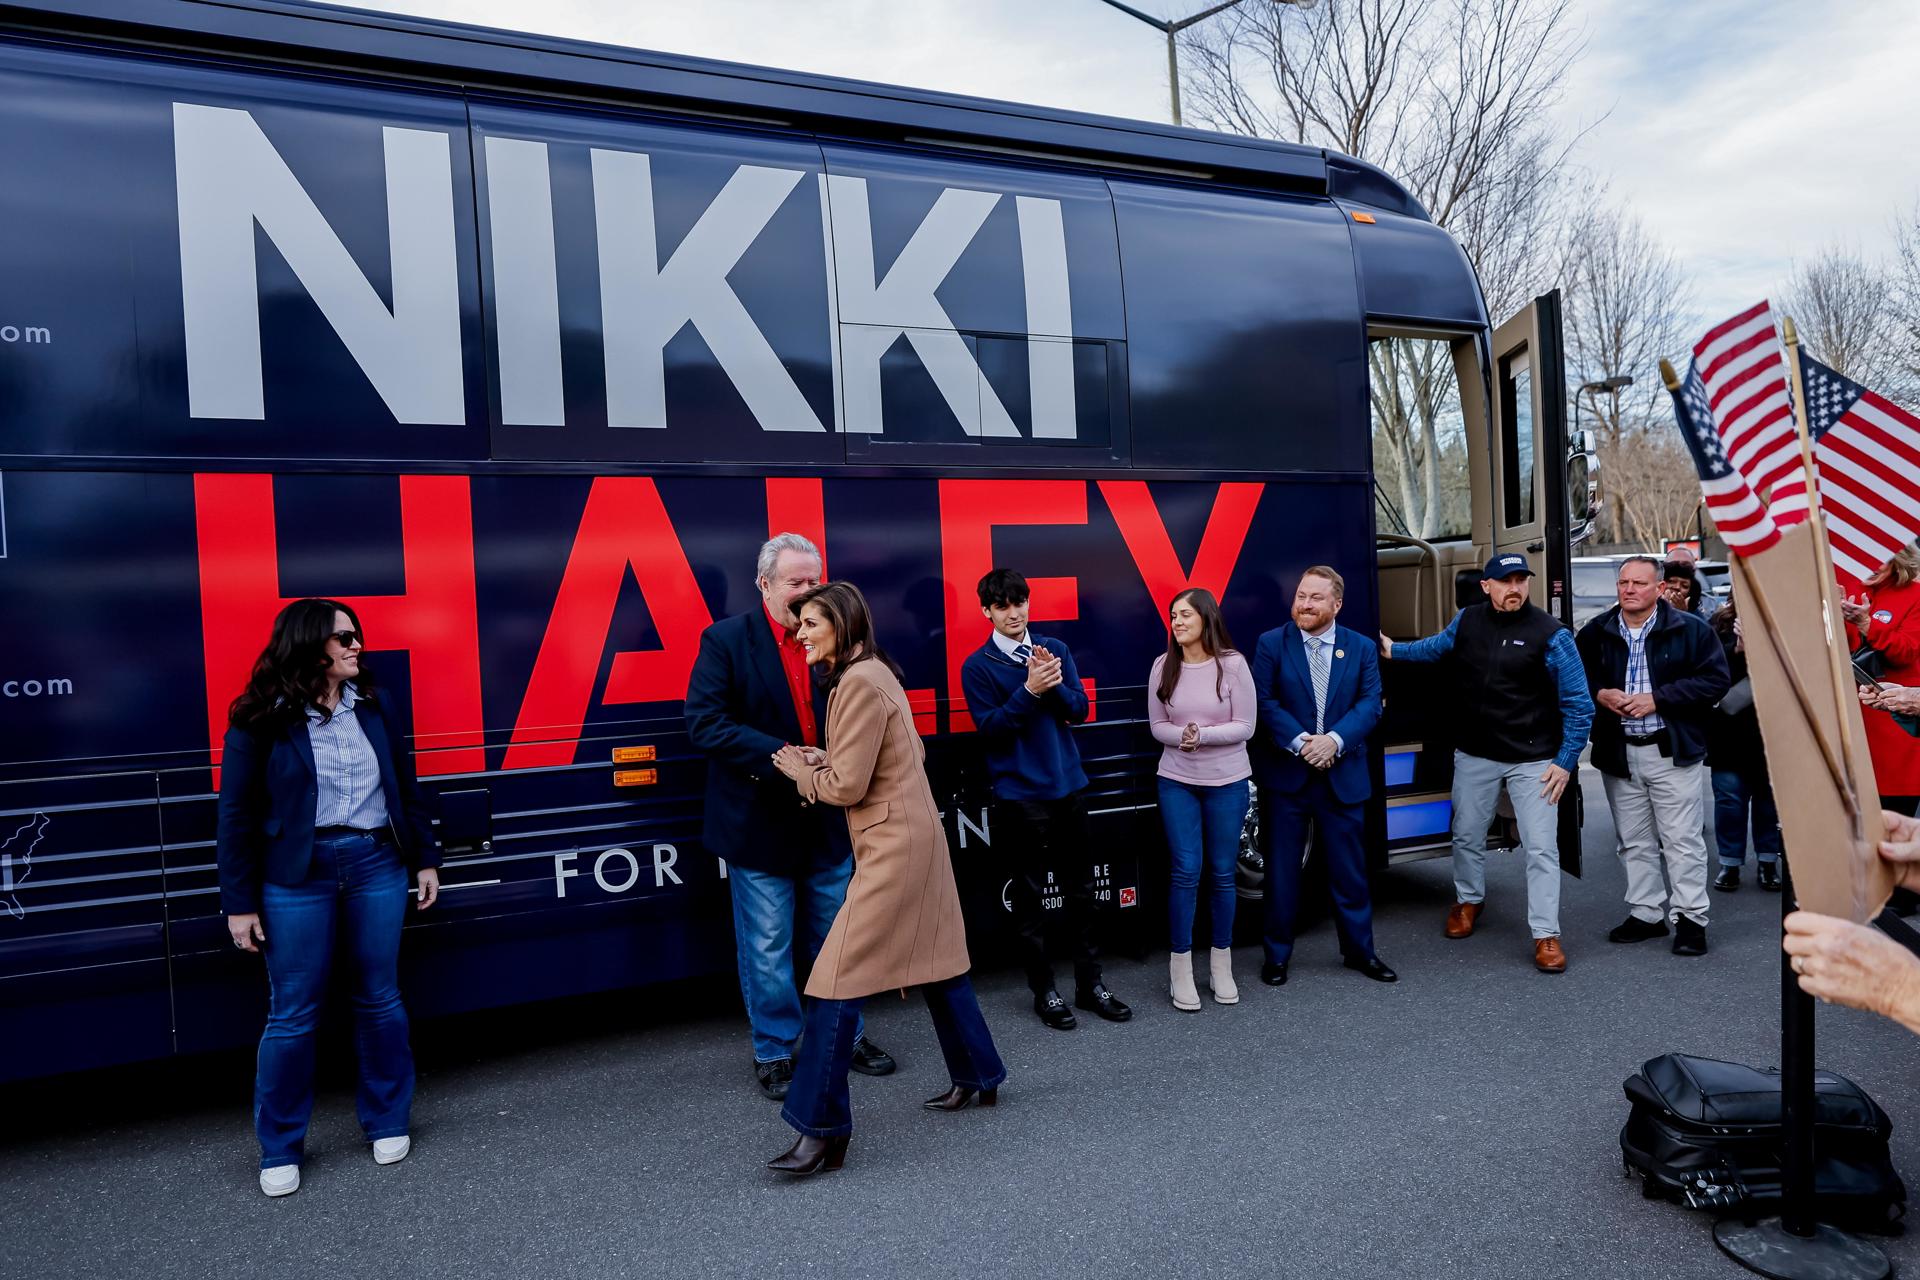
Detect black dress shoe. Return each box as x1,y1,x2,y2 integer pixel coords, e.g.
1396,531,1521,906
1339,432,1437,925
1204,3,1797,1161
1033,989,1077,1030
755,1057,794,1101
923,1085,998,1111
1607,915,1669,944
1758,862,1782,892
1712,865,1740,892
1343,955,1398,983
767,1133,848,1175
1074,983,1133,1022
1260,962,1288,986
849,1036,897,1076
1673,916,1709,956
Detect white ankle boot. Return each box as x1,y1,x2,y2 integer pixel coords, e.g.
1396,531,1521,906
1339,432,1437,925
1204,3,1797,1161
1169,952,1201,1011
1209,947,1239,1005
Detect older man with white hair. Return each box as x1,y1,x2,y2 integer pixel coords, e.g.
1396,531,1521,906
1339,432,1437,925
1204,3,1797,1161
684,533,896,1099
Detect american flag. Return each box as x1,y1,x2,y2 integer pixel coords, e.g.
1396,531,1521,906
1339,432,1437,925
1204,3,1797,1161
1797,351,1920,587
1669,359,1781,556
1694,301,1806,519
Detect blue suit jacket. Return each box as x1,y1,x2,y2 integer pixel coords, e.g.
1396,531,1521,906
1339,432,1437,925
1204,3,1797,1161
216,692,441,915
683,610,838,877
1251,621,1383,805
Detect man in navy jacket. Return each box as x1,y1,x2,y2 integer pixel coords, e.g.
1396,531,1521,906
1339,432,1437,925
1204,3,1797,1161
683,533,895,1099
961,568,1132,1029
1251,566,1395,986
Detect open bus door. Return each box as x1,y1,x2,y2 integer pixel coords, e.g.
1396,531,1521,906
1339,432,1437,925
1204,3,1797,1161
1372,291,1583,874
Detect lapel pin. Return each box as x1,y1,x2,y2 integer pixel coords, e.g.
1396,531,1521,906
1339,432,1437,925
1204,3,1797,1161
1334,649,1345,659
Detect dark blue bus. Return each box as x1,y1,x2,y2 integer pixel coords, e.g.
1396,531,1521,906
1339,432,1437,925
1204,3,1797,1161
0,0,1587,1081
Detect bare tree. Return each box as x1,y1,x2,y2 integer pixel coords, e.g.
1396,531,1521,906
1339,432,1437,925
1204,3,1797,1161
1182,0,1586,537
1605,430,1703,549
1781,246,1897,390
1557,195,1692,542
1888,206,1920,402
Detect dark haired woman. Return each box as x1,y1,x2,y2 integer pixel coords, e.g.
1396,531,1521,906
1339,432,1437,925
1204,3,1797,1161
1148,588,1255,1012
767,581,1004,1175
216,598,442,1197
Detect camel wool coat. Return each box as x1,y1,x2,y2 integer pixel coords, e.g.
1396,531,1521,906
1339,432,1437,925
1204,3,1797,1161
794,657,971,1000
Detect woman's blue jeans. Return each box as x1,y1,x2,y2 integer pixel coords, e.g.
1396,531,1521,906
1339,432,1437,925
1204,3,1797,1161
1160,776,1250,953
1711,768,1782,867
782,974,1006,1138
254,830,415,1168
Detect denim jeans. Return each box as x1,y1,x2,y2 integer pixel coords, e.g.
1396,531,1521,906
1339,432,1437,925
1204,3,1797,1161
255,830,414,1168
1711,768,1782,867
1449,751,1564,939
729,856,858,1062
782,973,1006,1138
1159,776,1250,953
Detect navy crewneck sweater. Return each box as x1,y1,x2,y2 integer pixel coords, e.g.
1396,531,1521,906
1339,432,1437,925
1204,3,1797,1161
959,633,1091,802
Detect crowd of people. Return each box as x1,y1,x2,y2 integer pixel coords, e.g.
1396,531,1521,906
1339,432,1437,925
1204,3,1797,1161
211,536,1920,1194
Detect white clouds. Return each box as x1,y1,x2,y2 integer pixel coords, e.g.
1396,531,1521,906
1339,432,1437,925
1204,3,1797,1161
348,0,1918,327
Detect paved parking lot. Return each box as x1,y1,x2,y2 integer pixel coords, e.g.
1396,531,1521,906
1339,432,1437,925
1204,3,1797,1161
4,770,1917,1279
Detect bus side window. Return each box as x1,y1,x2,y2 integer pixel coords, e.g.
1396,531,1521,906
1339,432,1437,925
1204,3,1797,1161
1499,349,1536,528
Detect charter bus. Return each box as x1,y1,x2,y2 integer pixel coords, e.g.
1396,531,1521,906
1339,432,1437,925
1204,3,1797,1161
0,0,1593,1081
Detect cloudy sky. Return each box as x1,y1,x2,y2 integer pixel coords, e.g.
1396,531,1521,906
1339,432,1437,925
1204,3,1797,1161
351,0,1919,330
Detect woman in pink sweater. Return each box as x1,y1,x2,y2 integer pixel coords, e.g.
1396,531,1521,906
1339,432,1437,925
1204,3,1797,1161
1147,588,1256,1012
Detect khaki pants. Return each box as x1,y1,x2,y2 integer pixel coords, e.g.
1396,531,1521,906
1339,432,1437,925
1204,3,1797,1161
1603,742,1709,927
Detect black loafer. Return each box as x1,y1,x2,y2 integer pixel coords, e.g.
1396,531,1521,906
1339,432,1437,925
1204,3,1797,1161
1712,866,1740,892
1607,915,1669,944
849,1036,897,1077
1260,962,1288,986
755,1057,794,1101
1673,917,1709,957
1758,862,1783,892
1034,989,1077,1030
1074,983,1133,1022
1343,955,1398,983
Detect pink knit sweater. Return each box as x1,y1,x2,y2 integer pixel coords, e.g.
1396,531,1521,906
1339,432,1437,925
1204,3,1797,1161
1147,651,1256,785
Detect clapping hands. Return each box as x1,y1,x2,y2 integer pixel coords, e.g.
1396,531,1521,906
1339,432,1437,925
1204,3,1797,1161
1024,645,1064,696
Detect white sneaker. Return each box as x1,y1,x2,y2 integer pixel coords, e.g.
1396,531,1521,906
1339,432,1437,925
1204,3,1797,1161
259,1164,300,1197
372,1135,411,1166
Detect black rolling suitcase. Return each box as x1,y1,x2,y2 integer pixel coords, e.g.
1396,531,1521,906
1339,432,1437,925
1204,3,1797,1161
1620,1053,1906,1232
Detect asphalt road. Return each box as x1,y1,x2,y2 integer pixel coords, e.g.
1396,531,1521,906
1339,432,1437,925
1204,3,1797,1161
5,769,1917,1280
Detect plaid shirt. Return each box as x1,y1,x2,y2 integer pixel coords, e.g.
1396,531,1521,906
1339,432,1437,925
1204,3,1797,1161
1618,613,1665,735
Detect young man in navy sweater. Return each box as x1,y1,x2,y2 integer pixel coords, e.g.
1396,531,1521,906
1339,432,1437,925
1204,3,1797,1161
961,568,1132,1029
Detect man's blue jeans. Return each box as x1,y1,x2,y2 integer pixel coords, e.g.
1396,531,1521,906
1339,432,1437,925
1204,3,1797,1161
729,856,859,1063
1159,776,1251,953
255,831,415,1168
782,974,1005,1137
1712,768,1782,867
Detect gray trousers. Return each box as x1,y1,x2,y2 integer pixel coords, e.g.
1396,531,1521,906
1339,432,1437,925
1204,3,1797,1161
1602,742,1709,927
1450,750,1563,939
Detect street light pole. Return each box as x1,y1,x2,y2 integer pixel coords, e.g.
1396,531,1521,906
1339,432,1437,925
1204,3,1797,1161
1092,0,1314,127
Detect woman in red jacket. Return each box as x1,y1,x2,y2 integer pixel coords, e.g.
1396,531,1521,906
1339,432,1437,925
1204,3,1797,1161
1843,544,1920,814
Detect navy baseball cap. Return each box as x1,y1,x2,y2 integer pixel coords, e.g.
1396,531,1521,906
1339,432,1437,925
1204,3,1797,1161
1482,553,1535,580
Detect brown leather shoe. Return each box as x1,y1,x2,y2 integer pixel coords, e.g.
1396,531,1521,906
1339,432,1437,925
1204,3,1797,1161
1534,937,1567,973
1443,901,1482,939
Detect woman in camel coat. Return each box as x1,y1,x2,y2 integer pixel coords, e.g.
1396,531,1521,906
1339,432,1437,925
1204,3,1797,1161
767,581,1006,1175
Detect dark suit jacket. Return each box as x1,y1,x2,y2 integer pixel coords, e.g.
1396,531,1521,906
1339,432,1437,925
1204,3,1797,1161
215,691,441,915
684,610,837,877
1251,621,1383,806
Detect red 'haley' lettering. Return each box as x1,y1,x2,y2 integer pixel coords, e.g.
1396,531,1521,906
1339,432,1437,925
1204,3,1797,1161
194,474,485,785
764,477,827,576
505,478,712,769
1098,481,1264,626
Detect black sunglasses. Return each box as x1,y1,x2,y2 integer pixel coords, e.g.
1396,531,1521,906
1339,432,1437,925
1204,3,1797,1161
329,630,362,648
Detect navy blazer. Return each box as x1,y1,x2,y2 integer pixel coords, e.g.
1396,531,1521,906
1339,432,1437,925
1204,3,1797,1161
1251,621,1383,805
215,691,441,915
683,610,837,878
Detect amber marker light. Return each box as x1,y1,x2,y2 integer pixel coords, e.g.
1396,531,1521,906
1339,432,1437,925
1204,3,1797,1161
612,745,657,763
613,769,658,787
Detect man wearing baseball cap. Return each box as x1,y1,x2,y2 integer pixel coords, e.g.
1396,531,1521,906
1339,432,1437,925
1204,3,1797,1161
1381,554,1594,972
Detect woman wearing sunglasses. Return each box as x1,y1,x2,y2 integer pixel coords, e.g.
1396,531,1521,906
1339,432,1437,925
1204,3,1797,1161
215,598,442,1197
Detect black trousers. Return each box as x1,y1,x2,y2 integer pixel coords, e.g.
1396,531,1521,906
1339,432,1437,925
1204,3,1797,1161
994,795,1102,995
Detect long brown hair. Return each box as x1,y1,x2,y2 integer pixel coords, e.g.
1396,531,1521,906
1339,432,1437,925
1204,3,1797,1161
792,581,903,689
227,598,373,730
1156,587,1237,704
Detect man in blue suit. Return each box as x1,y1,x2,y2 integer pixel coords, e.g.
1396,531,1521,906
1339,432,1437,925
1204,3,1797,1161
684,533,895,1099
1250,565,1396,986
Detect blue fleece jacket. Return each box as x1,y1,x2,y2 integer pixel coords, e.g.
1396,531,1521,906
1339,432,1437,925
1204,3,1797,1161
960,633,1090,802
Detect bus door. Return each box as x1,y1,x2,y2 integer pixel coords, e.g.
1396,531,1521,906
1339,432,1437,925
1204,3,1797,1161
1487,290,1581,874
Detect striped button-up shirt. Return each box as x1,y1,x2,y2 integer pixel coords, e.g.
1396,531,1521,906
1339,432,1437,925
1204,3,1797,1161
307,683,390,831
1618,613,1666,735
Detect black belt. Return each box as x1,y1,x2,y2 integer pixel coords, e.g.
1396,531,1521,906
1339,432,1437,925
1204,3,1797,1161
1622,732,1667,746
314,824,383,838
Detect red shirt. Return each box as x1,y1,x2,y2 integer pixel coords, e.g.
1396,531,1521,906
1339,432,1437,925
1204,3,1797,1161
766,605,818,747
